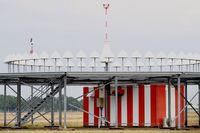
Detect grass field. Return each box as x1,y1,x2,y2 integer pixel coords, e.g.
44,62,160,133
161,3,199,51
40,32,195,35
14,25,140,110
0,111,200,133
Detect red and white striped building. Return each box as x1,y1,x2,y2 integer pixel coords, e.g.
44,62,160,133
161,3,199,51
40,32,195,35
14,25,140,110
83,84,185,127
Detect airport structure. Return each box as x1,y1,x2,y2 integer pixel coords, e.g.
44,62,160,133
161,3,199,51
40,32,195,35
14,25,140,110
1,0,200,130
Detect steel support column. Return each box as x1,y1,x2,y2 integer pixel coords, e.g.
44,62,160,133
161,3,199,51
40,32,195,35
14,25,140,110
16,79,21,127
199,84,200,126
64,76,67,129
59,86,62,127
31,86,33,125
115,77,118,128
185,82,188,127
168,79,171,127
4,83,7,127
51,85,54,127
105,83,110,127
177,76,181,129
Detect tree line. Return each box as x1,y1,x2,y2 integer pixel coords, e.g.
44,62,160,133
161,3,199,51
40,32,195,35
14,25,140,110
0,95,83,112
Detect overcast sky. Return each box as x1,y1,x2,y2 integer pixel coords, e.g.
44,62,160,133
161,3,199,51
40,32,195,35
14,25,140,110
0,0,200,104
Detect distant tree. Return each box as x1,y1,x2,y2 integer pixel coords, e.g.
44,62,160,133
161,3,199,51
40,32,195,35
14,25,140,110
0,95,83,112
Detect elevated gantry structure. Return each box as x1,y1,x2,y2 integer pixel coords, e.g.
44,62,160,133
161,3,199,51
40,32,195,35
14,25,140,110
0,71,200,129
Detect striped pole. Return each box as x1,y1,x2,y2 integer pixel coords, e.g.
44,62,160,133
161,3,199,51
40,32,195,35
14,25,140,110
103,1,110,42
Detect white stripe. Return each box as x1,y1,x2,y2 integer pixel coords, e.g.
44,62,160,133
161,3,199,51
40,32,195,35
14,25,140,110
121,86,127,126
133,84,139,126
89,87,94,126
145,85,151,126
110,87,116,126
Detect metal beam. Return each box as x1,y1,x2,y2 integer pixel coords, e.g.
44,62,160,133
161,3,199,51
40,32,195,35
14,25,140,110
177,76,181,129
168,78,171,127
59,85,62,127
31,86,33,125
64,76,67,129
105,82,110,127
51,85,54,127
185,82,188,127
16,79,21,128
115,77,118,128
199,84,200,126
4,83,7,127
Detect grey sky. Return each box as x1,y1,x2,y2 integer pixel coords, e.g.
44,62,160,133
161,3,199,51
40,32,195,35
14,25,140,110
0,0,200,104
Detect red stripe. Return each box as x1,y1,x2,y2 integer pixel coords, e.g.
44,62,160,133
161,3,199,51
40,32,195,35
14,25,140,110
127,85,133,126
118,86,122,127
83,87,89,126
150,84,157,127
94,87,99,126
156,84,166,126
139,84,145,127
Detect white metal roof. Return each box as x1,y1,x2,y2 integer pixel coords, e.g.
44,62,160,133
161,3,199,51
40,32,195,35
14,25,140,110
118,50,128,58
90,50,99,58
131,50,142,58
40,52,49,59
144,51,154,58
76,50,86,58
101,43,114,60
168,51,177,59
156,51,166,59
63,50,73,59
51,51,61,59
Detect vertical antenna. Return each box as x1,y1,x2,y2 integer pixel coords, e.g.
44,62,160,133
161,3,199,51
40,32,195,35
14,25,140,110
103,0,110,42
30,38,34,55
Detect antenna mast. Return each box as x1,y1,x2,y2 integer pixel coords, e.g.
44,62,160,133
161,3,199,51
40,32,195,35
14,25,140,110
103,0,110,43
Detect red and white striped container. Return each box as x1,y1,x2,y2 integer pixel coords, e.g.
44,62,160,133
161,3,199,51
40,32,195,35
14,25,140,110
83,84,185,127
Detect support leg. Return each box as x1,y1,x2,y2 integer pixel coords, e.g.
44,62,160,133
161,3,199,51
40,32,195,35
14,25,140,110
185,83,188,127
51,85,54,127
115,77,118,128
168,79,171,127
31,86,33,125
199,84,200,126
105,83,110,127
64,76,67,129
59,87,62,127
4,83,7,127
177,76,181,129
16,79,21,128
